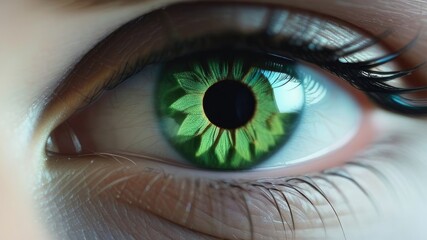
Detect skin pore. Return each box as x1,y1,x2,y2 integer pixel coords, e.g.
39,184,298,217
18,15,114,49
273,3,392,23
0,0,427,239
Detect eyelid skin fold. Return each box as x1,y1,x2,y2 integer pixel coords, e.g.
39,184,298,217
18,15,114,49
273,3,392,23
37,2,427,144
27,4,358,129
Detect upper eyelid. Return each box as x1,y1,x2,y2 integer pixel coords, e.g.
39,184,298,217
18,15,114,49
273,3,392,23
43,136,393,239
37,2,425,135
38,4,363,112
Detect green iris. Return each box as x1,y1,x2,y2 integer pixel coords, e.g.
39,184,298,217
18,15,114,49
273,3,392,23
156,52,303,170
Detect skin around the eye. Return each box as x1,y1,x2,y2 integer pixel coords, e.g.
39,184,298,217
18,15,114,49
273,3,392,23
0,0,427,240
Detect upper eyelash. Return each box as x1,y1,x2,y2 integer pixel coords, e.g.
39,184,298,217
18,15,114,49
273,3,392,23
301,31,427,115
259,30,426,114
96,22,425,116
44,2,422,119
46,3,427,125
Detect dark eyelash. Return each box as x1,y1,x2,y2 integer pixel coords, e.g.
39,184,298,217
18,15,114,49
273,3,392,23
96,19,425,116
215,157,396,240
252,31,426,115
301,31,427,115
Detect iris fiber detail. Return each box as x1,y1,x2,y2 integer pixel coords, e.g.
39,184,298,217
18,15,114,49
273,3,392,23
156,52,302,170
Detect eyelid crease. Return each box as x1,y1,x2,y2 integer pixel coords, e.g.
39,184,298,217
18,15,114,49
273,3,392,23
38,2,426,138
37,4,353,123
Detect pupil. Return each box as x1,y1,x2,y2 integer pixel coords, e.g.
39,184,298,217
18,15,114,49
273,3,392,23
203,80,256,129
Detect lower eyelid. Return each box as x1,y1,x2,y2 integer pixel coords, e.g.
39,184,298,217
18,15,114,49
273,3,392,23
43,159,336,239
40,141,398,240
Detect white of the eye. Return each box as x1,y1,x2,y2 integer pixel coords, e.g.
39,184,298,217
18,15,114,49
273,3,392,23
256,64,362,168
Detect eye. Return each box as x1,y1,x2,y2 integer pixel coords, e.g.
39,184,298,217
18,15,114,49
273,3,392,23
44,2,379,172
39,2,423,239
48,49,363,171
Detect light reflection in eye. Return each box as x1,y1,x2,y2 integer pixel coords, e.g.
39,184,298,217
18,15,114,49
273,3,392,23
262,64,362,167
263,70,304,112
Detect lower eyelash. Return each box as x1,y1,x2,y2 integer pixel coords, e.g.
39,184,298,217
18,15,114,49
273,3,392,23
101,161,381,238
224,177,342,239
41,132,406,240
118,165,381,239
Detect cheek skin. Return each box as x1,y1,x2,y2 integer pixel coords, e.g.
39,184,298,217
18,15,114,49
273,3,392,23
0,154,50,240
